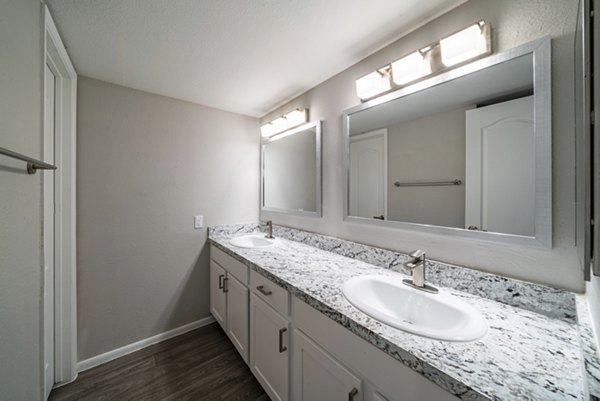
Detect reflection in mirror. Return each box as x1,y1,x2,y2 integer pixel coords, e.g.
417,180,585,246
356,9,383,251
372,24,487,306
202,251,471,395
262,121,322,216
344,38,551,246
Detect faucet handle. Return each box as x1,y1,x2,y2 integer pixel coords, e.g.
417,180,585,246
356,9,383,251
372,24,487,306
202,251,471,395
408,249,425,260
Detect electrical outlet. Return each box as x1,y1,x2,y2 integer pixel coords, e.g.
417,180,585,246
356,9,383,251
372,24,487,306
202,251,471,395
194,215,203,229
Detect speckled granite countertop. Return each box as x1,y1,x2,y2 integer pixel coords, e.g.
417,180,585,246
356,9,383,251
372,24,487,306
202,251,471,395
208,224,589,401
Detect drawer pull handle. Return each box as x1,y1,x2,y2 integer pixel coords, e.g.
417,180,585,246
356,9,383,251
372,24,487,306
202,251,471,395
256,285,273,296
348,387,358,401
218,274,225,289
278,327,287,353
223,277,229,293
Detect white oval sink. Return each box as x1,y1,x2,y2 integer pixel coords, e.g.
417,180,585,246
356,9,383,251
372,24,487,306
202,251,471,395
342,275,487,342
229,234,276,249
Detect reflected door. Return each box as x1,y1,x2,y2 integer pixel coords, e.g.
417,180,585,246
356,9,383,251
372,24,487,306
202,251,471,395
465,95,535,235
349,130,387,220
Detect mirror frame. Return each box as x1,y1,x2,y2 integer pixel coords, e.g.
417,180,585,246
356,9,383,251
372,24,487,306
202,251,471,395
261,120,323,217
342,37,552,248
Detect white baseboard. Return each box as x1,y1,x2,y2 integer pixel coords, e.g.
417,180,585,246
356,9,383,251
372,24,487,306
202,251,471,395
77,316,216,373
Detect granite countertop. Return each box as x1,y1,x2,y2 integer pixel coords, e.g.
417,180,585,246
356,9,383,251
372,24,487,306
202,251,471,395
208,225,586,401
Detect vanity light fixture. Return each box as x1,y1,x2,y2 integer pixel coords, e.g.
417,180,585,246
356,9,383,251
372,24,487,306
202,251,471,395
391,50,432,86
355,21,491,101
355,67,392,101
260,108,308,137
440,21,491,67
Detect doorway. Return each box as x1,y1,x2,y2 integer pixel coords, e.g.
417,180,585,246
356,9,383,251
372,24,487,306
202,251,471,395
349,129,388,220
464,95,535,235
43,61,56,400
44,5,78,396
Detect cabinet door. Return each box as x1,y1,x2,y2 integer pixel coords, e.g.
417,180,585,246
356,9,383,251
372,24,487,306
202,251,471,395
364,382,391,401
226,274,249,363
210,260,227,329
293,329,362,401
250,293,289,401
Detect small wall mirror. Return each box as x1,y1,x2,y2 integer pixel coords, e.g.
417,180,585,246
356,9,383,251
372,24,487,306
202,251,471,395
261,121,322,216
343,37,551,247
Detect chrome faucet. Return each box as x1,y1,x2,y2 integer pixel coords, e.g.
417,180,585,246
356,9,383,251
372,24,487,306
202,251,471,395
262,220,274,239
403,250,438,294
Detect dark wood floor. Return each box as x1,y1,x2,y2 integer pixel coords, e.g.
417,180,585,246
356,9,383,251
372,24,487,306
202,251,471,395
50,323,268,401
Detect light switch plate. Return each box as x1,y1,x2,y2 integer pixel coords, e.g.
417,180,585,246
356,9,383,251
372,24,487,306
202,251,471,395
194,215,203,229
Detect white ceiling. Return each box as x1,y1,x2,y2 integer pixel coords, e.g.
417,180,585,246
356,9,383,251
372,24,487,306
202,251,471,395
46,0,466,117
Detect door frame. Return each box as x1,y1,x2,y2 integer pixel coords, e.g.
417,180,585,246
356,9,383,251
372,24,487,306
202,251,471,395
44,5,78,386
349,129,388,219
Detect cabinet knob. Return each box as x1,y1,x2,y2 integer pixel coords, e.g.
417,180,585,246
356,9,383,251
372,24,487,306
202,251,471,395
278,327,287,353
348,387,358,401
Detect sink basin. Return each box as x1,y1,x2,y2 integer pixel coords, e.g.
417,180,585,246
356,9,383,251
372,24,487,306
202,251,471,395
229,234,276,249
342,275,487,342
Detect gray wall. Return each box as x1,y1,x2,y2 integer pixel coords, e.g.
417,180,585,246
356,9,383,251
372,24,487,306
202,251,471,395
77,77,259,360
0,0,44,399
260,0,584,292
387,106,469,227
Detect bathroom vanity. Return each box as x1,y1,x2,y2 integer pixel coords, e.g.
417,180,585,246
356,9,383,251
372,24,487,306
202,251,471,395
208,223,597,401
237,26,600,401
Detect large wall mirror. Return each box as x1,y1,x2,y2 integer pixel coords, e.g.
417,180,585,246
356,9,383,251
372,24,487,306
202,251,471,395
261,121,322,217
343,37,551,247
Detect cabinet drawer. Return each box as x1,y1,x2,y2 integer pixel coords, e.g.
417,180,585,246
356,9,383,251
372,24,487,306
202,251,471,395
250,269,289,317
211,245,248,285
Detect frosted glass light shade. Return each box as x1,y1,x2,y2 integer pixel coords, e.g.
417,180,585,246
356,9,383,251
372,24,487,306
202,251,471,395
285,109,307,126
391,51,432,85
261,123,276,137
356,70,391,100
440,22,489,67
261,109,308,137
270,116,288,132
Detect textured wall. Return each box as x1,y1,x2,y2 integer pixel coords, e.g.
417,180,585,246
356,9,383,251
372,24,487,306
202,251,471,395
77,77,259,360
0,1,44,399
387,106,469,227
260,0,583,291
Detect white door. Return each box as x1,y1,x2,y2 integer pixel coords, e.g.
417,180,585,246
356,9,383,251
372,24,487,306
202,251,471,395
293,330,362,401
43,63,56,400
250,293,289,401
226,274,249,363
465,96,535,236
349,130,387,220
210,260,227,329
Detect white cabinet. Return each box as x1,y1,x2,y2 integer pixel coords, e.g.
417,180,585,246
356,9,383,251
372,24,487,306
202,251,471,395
293,298,460,401
250,293,290,401
211,245,460,401
293,329,362,401
210,246,249,363
364,383,391,401
226,273,249,360
209,260,226,328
